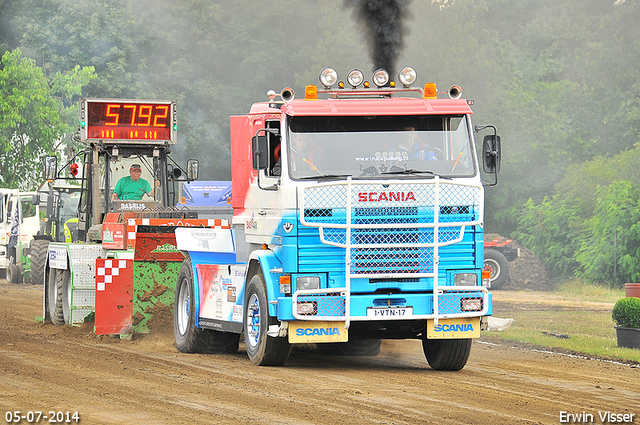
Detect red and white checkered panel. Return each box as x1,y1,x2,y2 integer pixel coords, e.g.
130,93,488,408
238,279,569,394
96,259,129,291
94,258,133,335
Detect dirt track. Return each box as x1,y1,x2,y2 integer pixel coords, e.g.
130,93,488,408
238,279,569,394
1,280,639,425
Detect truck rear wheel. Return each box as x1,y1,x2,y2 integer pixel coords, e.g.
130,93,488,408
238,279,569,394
173,258,239,354
30,240,49,286
484,249,510,290
422,337,472,371
244,273,291,366
46,268,65,326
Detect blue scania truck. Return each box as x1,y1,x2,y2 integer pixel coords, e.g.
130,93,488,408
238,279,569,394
173,67,501,370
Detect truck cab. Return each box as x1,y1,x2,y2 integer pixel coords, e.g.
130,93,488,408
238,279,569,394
175,67,501,370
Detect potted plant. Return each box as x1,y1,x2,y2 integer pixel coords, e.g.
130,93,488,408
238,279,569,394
612,297,640,349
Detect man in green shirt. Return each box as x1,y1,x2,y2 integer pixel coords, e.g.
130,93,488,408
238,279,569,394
112,164,154,201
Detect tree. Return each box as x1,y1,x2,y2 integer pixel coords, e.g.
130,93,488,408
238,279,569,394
0,48,95,189
576,180,640,287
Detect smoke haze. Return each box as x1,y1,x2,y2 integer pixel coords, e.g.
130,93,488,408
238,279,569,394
345,0,413,75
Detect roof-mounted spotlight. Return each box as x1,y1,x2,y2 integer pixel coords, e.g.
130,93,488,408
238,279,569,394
347,69,364,88
372,69,390,88
398,67,417,88
319,67,338,89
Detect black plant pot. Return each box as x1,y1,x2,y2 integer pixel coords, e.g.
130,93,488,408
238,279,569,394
615,326,640,349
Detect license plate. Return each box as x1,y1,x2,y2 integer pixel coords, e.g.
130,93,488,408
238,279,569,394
427,317,481,339
366,306,413,318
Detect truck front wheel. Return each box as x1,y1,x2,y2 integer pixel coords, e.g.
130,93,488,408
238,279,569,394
173,258,239,354
422,337,472,371
244,273,291,366
484,249,510,290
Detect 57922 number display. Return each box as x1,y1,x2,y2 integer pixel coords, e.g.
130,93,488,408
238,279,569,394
83,100,175,142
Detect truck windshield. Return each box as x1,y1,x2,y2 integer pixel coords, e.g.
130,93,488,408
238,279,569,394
287,115,476,180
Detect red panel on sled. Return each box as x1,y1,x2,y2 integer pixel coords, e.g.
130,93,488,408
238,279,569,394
94,258,133,335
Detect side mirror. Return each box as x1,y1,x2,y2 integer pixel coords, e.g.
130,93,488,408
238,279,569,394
187,159,198,180
45,156,57,180
252,135,269,170
32,194,41,206
482,135,501,174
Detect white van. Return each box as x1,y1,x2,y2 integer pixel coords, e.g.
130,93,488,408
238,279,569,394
0,190,41,283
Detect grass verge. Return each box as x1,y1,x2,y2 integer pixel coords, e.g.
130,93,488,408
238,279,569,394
486,280,640,363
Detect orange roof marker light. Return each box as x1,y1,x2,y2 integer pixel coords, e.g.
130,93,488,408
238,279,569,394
424,83,437,99
305,85,318,100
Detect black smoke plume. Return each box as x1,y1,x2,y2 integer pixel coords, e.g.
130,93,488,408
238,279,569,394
345,0,412,76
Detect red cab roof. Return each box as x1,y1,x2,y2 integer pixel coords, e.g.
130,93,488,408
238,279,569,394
277,96,474,116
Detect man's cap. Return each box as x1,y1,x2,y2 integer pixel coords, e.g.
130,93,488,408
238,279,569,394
130,164,142,170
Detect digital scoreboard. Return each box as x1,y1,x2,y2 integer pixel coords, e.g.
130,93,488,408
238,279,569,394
80,99,177,144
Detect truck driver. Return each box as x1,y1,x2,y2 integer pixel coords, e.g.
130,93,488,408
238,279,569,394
111,163,154,201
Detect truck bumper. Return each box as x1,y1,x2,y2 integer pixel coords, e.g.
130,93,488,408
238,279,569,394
276,289,492,322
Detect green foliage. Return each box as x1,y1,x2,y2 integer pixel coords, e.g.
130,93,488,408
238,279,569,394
612,297,640,329
516,144,640,286
576,181,640,286
0,48,95,189
0,48,60,189
515,196,583,277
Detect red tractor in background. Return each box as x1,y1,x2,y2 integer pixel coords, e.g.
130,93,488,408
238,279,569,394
484,239,519,290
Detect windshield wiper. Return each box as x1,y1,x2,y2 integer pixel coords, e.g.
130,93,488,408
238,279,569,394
381,169,449,179
298,174,352,181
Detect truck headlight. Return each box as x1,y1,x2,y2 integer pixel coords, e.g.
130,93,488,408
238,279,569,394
297,301,317,316
372,69,390,87
398,66,417,87
297,276,321,290
319,68,338,88
461,297,483,312
454,273,478,286
347,69,364,88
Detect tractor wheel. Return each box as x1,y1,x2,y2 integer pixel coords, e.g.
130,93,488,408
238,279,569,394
30,240,50,286
60,269,72,325
7,263,21,284
46,268,65,326
422,337,472,371
483,249,510,290
173,258,240,354
244,273,291,366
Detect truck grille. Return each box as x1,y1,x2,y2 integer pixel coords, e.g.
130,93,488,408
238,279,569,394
300,180,482,277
